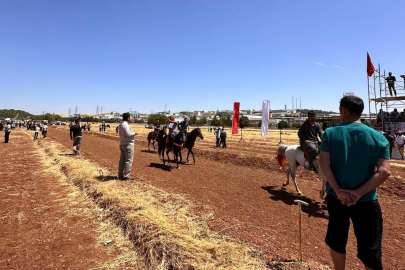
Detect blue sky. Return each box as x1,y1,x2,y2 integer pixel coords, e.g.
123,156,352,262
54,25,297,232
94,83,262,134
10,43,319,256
1,1,404,115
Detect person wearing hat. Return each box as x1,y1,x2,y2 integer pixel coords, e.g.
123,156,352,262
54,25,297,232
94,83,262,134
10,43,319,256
396,131,405,160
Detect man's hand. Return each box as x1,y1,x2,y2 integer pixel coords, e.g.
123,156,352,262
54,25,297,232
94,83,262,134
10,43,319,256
340,189,362,206
305,140,310,144
336,190,355,205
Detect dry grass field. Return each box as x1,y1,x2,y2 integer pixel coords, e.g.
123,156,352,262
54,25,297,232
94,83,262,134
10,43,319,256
2,125,404,269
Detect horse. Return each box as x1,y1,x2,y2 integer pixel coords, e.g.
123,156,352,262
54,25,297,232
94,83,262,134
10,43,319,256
148,127,166,151
276,144,327,198
158,131,185,169
181,128,204,163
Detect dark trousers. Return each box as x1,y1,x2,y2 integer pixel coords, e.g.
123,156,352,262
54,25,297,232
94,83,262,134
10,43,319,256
4,132,10,143
220,138,226,148
302,141,318,162
34,132,38,140
389,145,393,158
388,84,396,96
216,138,220,147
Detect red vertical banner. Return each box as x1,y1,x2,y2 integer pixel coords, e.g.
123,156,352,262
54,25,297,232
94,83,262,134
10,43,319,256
232,102,240,134
367,52,375,77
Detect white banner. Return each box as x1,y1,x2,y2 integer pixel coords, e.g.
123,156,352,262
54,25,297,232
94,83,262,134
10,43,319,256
261,100,270,136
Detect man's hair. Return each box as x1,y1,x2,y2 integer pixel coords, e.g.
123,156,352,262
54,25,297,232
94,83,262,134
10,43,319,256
75,119,80,123
307,111,316,116
340,96,364,116
123,112,130,121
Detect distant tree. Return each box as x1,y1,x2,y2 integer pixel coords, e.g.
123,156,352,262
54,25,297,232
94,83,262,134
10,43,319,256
291,123,300,128
278,120,289,128
147,114,168,125
239,116,250,128
189,115,197,125
211,117,221,126
196,117,207,126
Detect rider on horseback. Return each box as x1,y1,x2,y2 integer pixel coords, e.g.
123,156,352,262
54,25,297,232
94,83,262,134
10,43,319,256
167,115,179,150
298,111,323,171
153,119,161,138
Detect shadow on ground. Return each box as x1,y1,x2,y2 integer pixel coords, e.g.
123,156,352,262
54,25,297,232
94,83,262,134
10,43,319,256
59,153,75,156
261,186,328,219
147,163,172,171
95,175,121,182
141,150,157,154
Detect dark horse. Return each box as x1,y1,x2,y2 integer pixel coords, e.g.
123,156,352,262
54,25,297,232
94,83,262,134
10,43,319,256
158,131,185,169
147,128,165,151
181,128,204,163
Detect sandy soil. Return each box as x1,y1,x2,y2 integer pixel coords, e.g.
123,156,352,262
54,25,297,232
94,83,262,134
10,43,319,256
0,131,120,269
43,126,405,269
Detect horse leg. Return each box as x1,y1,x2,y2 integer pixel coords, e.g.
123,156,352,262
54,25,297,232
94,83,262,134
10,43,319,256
191,149,195,163
291,172,303,196
320,178,326,199
148,141,150,152
153,140,155,151
282,168,291,187
179,152,182,163
166,149,171,167
186,149,190,163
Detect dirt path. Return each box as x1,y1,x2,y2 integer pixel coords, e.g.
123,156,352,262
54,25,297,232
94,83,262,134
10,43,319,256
46,127,405,269
0,130,136,269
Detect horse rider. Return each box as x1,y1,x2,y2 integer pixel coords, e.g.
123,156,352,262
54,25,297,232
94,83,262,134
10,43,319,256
298,111,323,170
153,119,161,138
180,117,190,135
167,115,179,149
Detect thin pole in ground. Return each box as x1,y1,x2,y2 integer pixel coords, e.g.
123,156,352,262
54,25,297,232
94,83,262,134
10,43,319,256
294,199,308,261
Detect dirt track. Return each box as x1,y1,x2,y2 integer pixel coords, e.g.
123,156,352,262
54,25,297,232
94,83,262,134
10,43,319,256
47,126,405,269
0,131,115,269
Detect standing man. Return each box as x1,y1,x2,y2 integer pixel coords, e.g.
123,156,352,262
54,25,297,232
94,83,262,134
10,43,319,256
396,130,404,160
118,113,137,180
298,111,323,170
386,72,396,97
214,127,221,148
220,127,227,148
180,117,190,134
70,119,83,155
319,96,390,270
42,123,48,138
4,122,11,143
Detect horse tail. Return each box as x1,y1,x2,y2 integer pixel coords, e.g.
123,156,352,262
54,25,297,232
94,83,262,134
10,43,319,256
276,144,289,171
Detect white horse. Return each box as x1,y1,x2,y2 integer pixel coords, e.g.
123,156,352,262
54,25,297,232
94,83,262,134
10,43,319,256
276,144,326,198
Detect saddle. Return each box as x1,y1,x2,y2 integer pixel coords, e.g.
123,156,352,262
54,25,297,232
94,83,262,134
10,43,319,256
297,146,320,162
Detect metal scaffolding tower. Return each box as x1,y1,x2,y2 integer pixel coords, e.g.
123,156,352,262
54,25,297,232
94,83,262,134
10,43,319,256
368,64,405,131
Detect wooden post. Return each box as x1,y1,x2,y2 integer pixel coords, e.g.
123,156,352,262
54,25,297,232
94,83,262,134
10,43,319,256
294,199,308,261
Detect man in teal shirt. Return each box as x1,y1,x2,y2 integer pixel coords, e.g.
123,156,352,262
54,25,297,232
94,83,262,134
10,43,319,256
319,96,391,270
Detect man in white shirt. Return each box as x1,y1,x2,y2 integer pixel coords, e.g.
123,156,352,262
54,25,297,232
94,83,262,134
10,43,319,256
118,113,138,180
42,123,48,138
396,131,405,160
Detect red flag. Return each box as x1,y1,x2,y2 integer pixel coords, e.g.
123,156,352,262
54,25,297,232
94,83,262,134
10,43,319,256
232,102,240,135
367,52,375,77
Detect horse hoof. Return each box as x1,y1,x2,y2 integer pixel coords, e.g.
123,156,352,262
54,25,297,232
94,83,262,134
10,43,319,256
282,183,287,187
298,192,303,196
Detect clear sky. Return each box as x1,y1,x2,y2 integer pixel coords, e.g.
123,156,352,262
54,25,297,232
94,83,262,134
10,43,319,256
1,0,404,115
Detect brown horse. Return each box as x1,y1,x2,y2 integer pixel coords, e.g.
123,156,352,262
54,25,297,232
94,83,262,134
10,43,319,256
181,128,204,163
147,127,167,151
158,130,185,169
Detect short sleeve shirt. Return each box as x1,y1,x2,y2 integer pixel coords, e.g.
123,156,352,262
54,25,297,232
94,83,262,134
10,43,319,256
70,124,82,137
320,122,390,201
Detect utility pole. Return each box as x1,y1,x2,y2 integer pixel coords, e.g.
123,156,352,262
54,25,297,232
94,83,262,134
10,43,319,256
75,106,78,116
42,111,45,115
68,108,71,117
96,105,99,115
101,107,103,114
292,96,294,110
